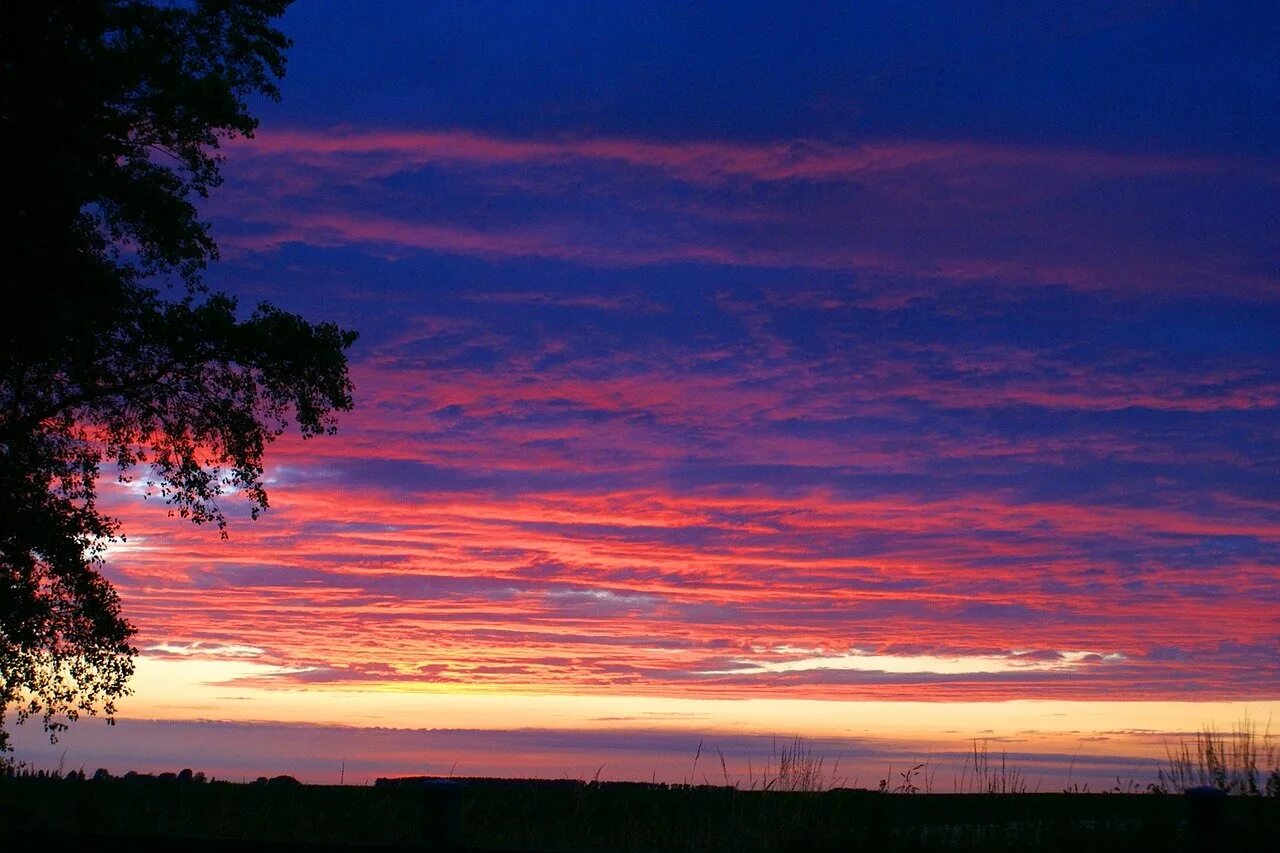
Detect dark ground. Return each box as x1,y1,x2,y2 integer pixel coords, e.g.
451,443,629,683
3,775,1276,851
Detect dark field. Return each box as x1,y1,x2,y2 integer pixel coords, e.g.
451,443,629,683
3,775,1277,852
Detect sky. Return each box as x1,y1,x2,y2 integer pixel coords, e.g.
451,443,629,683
16,1,1280,787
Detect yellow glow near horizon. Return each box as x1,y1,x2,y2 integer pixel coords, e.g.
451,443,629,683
124,658,1280,759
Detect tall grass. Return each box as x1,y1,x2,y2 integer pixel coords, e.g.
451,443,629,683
1158,716,1280,795
736,737,843,792
955,739,1028,794
766,736,840,792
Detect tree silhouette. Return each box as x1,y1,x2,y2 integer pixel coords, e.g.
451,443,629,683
1,2,357,752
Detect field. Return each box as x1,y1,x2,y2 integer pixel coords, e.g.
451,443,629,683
3,774,1278,852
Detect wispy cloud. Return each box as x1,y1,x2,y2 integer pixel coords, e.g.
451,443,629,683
703,650,1119,676
235,129,1272,186
145,642,266,659
212,127,1280,296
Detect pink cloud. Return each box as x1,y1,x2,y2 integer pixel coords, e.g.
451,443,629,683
234,128,1273,186
212,128,1280,296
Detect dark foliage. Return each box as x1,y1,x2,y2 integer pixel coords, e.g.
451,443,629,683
0,1,357,752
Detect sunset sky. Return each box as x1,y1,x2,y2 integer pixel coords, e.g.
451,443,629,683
17,2,1280,785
